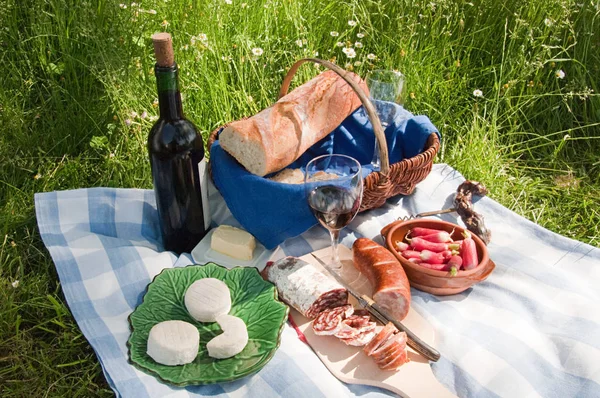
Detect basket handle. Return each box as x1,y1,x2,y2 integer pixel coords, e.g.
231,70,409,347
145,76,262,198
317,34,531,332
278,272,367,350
278,58,390,178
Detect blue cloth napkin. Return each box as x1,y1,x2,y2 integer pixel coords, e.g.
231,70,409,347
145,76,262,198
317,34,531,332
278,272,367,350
210,103,440,249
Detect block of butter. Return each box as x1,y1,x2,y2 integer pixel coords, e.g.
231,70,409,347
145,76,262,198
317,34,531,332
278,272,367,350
210,225,256,261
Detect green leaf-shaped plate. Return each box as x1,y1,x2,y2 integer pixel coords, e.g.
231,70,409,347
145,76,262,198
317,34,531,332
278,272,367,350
127,263,289,386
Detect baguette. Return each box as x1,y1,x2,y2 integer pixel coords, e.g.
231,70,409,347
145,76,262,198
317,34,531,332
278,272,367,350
268,168,304,184
219,70,368,176
268,168,338,184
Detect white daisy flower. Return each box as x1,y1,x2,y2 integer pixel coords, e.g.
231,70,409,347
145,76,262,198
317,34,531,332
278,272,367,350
555,69,565,79
355,41,363,48
148,9,157,14
225,0,232,4
241,3,247,8
473,89,483,98
252,47,264,56
295,39,303,47
12,280,19,288
342,47,356,58
161,20,169,27
357,32,365,38
348,20,357,27
336,41,344,47
366,53,376,60
354,61,362,66
119,3,127,9
544,18,553,27
198,33,208,41
330,31,339,37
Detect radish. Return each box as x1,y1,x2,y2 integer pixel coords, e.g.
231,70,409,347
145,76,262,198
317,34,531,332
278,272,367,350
409,227,445,237
419,230,454,243
408,258,422,264
419,250,446,264
446,255,463,270
441,250,453,261
460,231,479,270
408,237,460,253
401,250,422,259
417,262,447,271
395,241,409,251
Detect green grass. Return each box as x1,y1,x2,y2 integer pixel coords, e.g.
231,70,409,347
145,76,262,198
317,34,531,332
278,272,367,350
1,0,598,395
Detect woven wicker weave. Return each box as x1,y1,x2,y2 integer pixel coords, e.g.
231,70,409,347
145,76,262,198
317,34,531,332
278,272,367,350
207,58,440,212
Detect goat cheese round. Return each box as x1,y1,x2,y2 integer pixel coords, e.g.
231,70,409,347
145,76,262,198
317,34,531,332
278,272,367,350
146,320,200,366
184,278,232,322
207,314,249,359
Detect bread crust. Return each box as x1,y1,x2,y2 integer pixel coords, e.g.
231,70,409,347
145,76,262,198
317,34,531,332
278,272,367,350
220,70,367,176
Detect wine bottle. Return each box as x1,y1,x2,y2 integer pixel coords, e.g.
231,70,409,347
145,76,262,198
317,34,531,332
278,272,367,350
148,33,210,254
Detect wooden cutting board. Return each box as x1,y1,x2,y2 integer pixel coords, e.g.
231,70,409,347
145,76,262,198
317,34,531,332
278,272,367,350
289,246,454,398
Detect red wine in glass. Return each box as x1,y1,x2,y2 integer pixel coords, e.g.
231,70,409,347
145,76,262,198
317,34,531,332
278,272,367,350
308,185,361,230
304,154,363,269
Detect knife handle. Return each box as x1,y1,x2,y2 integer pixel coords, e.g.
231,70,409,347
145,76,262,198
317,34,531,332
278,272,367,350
362,295,441,362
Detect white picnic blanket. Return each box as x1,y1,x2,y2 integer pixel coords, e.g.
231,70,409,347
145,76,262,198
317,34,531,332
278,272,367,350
34,164,600,397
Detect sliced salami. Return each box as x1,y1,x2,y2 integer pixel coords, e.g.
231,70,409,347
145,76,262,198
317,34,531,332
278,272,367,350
371,332,404,360
362,322,409,371
264,257,348,318
372,341,404,363
345,313,371,328
334,315,375,339
340,324,378,346
378,332,409,370
352,309,371,318
380,349,409,370
312,305,354,336
364,322,397,356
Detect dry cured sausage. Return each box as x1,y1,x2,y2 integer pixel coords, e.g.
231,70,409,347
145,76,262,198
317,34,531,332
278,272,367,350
264,257,348,318
312,305,354,336
353,238,411,321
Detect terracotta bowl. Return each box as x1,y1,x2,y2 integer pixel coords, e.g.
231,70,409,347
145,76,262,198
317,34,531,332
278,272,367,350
381,219,495,296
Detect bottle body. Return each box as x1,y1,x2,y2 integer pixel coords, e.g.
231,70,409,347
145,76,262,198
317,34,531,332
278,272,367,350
148,64,210,254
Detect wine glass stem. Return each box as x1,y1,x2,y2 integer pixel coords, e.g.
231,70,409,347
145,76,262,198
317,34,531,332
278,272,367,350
330,229,341,268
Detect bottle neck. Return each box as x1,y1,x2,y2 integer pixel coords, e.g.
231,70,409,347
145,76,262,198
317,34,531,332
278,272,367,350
155,64,183,121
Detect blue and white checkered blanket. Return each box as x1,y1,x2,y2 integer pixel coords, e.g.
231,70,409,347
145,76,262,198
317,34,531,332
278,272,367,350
35,164,600,397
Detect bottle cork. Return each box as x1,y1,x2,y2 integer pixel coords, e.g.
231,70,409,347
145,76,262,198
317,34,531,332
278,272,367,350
152,32,175,67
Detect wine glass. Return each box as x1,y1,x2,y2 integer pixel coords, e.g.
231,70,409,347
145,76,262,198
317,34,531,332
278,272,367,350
304,154,363,270
366,69,406,170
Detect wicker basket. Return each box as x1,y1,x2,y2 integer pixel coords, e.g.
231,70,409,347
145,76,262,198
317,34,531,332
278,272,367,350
208,58,440,212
